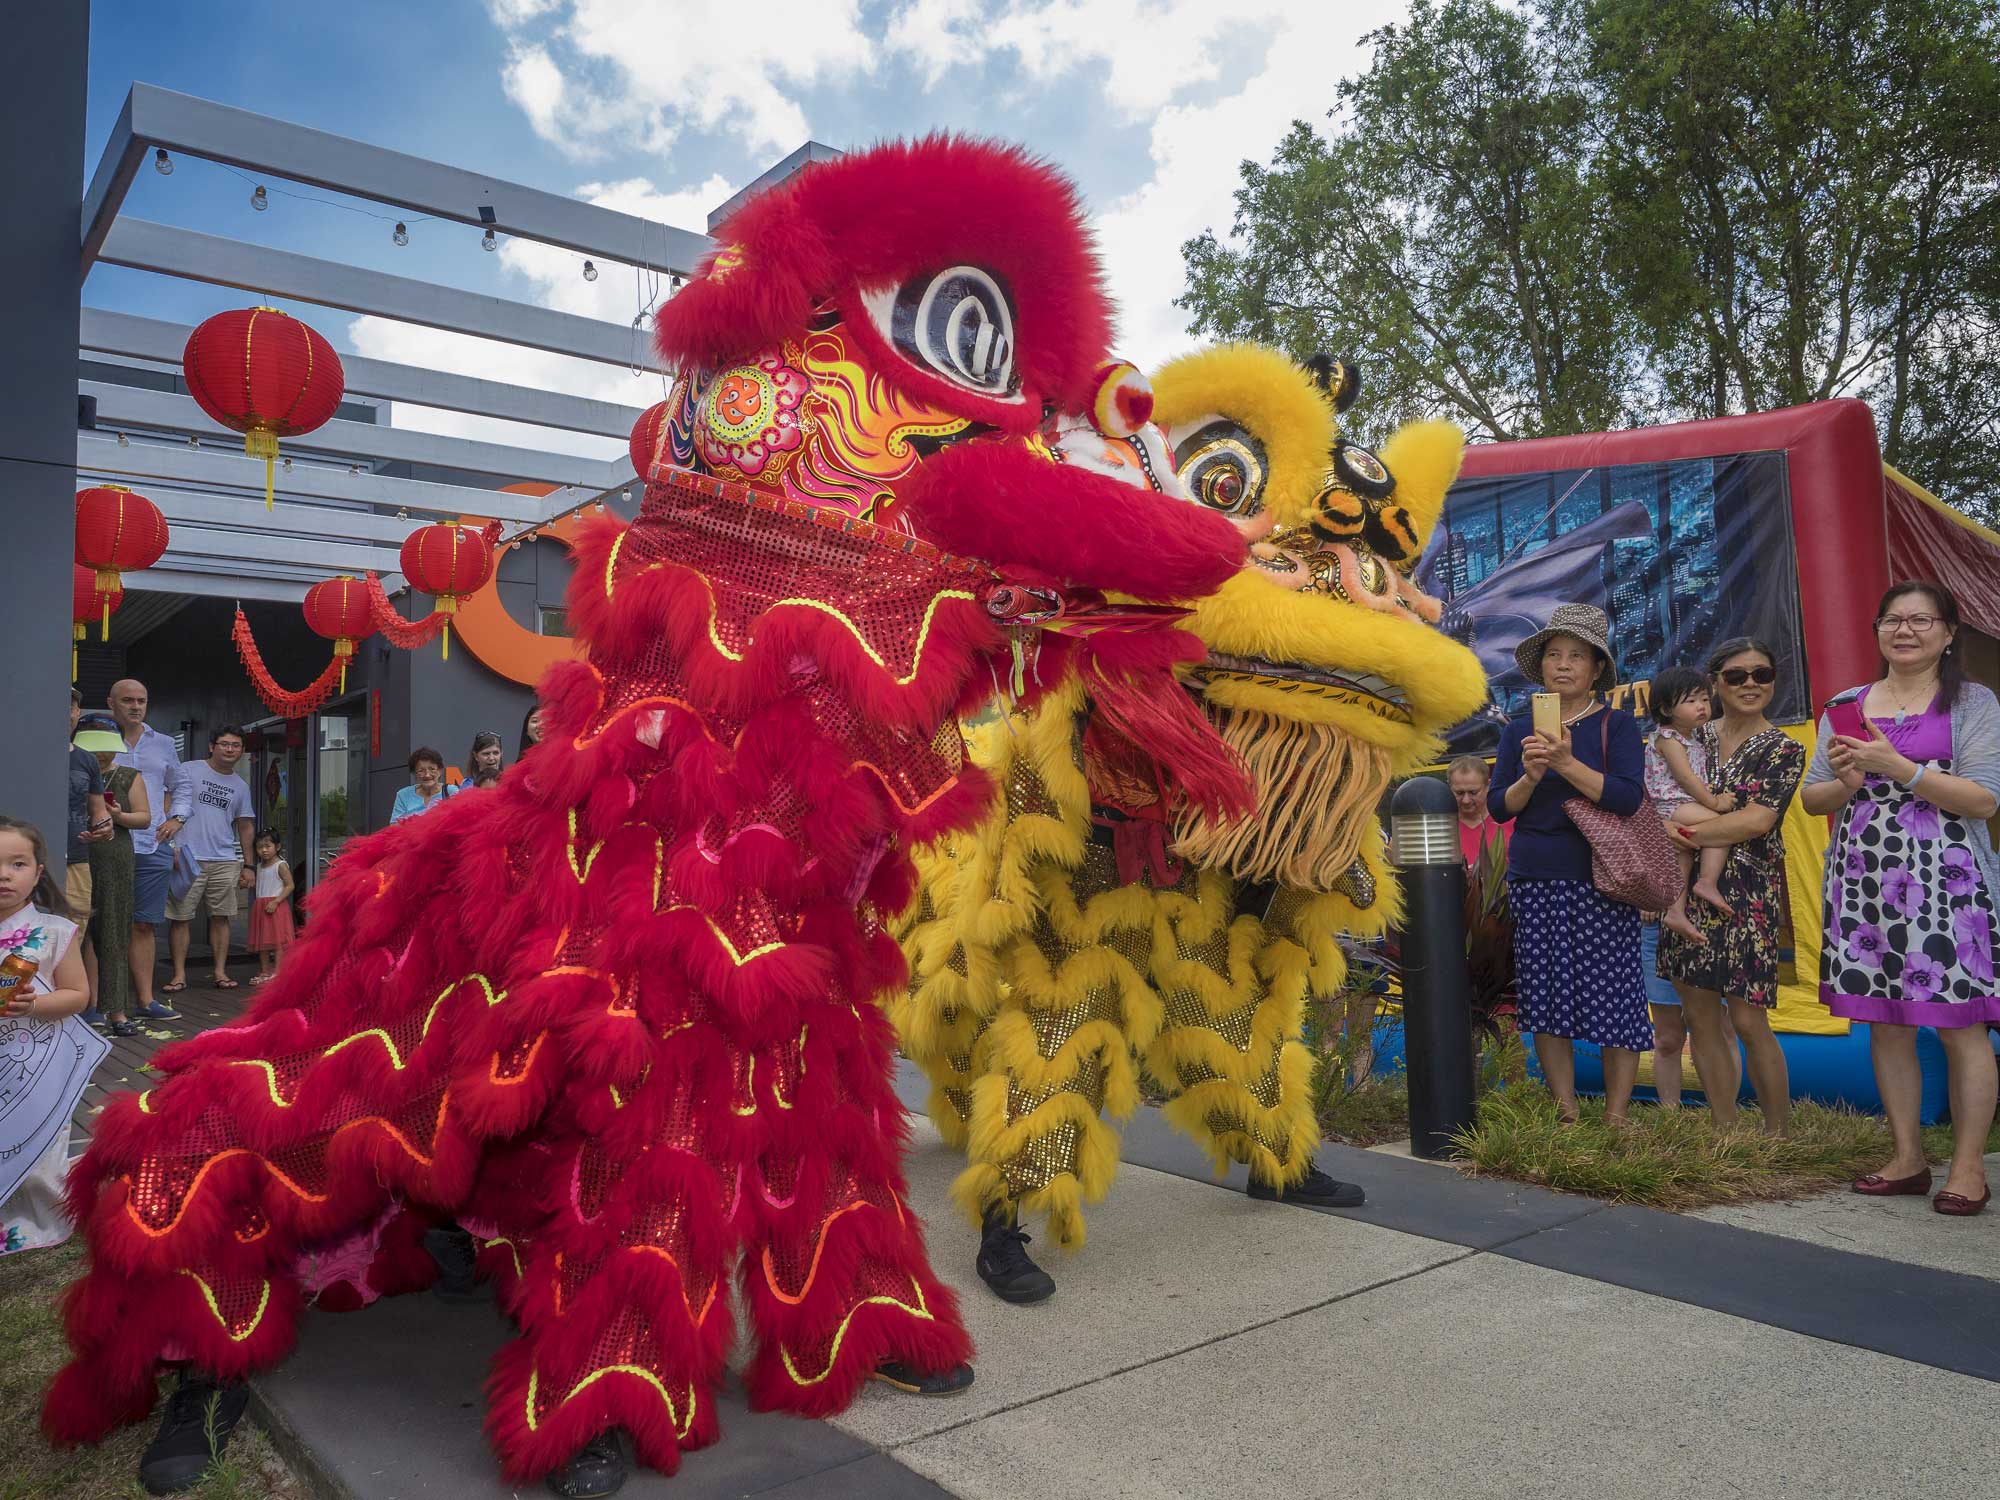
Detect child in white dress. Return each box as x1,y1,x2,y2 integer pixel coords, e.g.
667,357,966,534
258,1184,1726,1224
1645,667,1737,943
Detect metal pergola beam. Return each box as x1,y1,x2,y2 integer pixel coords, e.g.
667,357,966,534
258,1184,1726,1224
84,380,631,488
77,433,560,523
81,309,652,439
128,568,318,604
120,486,431,546
83,83,714,275
98,220,664,371
168,524,399,575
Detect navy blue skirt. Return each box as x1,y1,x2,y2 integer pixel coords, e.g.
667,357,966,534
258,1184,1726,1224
1511,878,1653,1051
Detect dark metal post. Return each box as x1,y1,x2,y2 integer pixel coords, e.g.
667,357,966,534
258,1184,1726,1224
1391,777,1477,1158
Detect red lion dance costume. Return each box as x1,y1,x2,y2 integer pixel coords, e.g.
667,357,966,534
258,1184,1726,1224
43,139,1250,1492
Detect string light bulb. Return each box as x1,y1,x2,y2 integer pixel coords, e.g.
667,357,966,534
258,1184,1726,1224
582,259,598,282
393,222,409,246
251,184,269,212
669,273,683,292
282,456,293,473
482,227,496,252
116,431,130,447
154,147,173,176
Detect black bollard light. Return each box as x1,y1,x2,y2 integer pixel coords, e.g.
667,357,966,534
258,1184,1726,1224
1390,776,1478,1159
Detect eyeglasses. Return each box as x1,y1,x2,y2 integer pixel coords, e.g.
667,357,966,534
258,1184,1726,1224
1718,666,1777,687
1876,614,1941,634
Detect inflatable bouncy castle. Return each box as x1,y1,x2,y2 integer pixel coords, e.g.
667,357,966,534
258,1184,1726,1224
1413,398,2000,1118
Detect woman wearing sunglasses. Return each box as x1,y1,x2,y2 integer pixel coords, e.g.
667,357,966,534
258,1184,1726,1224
1803,581,1998,1215
1656,637,1805,1133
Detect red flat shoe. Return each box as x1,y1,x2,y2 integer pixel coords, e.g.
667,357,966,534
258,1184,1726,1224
1851,1168,1932,1196
1933,1187,1992,1217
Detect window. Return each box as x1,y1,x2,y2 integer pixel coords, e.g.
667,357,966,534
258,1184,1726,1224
537,607,571,638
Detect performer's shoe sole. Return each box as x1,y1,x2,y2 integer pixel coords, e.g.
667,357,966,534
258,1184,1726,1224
872,1360,975,1396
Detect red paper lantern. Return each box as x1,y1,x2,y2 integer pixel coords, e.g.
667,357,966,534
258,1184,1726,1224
74,484,168,632
630,398,674,483
302,575,376,693
399,522,498,660
182,307,346,510
71,563,123,677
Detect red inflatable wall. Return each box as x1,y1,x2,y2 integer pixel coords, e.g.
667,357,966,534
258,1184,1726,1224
1456,399,1889,715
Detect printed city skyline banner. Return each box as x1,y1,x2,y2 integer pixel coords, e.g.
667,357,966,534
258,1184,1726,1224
1415,451,1809,754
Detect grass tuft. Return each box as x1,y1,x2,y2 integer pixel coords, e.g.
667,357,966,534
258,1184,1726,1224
1451,1086,1997,1212
0,1239,307,1500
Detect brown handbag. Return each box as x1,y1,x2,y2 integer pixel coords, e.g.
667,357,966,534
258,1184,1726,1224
1562,712,1684,910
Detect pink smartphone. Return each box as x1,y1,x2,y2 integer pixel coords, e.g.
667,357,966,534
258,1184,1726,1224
1824,698,1868,741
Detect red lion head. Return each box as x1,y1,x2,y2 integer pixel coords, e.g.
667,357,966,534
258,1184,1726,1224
650,136,1245,604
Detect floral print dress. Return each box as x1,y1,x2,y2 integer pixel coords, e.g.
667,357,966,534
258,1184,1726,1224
1819,695,2000,1026
1656,724,1805,1008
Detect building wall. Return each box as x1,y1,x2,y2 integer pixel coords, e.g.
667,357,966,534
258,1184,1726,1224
1,7,88,841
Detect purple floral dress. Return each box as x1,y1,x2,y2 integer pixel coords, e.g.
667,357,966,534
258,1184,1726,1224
1819,694,2000,1026
1656,725,1804,1008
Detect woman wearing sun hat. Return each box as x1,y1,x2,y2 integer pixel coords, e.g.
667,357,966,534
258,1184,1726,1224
1488,604,1652,1124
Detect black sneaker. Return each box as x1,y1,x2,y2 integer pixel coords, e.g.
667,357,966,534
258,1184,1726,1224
547,1430,626,1499
975,1209,1055,1305
139,1371,248,1495
873,1359,975,1396
1247,1163,1366,1209
423,1222,488,1303
110,1019,142,1038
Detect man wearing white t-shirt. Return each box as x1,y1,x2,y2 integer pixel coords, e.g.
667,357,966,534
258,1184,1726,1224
165,726,255,992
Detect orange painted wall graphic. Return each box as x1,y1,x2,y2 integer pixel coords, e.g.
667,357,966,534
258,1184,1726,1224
453,483,587,687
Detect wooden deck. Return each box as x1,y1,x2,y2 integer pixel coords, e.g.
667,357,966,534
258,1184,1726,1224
73,963,258,1145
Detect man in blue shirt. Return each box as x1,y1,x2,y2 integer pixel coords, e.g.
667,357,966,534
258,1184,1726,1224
109,679,191,1021
166,726,256,992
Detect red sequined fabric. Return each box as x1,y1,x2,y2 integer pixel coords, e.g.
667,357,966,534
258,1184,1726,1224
45,466,983,1482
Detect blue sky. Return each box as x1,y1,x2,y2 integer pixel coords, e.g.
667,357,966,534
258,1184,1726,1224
84,0,1410,454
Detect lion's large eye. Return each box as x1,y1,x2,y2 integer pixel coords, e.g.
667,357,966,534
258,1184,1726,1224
879,266,1017,395
1174,421,1266,518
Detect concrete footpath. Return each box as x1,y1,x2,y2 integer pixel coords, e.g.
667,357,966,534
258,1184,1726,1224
250,1063,1999,1500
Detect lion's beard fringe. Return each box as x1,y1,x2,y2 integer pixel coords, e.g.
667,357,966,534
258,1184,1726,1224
1170,705,1391,891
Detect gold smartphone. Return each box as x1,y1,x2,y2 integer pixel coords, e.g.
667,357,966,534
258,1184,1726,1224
1531,692,1561,741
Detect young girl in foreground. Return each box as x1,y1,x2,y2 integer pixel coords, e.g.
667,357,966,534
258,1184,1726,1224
1647,667,1736,941
0,816,93,1255
248,829,295,984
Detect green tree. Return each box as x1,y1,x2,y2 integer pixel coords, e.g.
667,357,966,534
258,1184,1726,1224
1181,0,2000,517
1181,0,1641,442
1581,0,2000,508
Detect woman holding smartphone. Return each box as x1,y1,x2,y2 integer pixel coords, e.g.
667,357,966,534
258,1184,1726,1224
1490,604,1651,1125
1804,581,1999,1215
1656,637,1805,1134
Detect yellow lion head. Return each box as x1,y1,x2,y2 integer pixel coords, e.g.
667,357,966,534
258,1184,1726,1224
1149,344,1488,890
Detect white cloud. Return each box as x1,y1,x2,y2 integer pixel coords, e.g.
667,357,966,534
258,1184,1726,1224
477,1,1402,373
488,0,876,158
1091,3,1405,368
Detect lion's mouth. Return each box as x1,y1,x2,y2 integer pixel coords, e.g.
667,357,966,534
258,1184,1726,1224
1194,652,1412,721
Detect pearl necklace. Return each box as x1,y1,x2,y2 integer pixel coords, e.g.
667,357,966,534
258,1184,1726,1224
1559,701,1598,728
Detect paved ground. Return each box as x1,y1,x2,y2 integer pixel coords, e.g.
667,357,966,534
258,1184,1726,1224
67,996,1999,1500
72,964,255,1143
1692,1153,2000,1283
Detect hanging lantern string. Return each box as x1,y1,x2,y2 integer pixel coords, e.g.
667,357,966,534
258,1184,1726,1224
231,607,345,718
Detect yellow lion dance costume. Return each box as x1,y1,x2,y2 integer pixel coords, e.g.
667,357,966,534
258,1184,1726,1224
896,346,1487,1301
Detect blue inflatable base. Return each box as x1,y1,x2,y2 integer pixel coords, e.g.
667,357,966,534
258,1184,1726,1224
1371,1019,1968,1125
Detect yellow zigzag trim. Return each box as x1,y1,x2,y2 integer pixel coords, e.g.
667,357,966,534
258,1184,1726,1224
525,1365,697,1440
1162,1045,1320,1189
602,531,974,687
779,1278,934,1386
226,974,506,1106
662,905,787,965
179,1269,271,1342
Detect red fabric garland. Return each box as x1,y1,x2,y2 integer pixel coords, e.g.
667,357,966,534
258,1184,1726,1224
363,573,450,649
232,607,344,717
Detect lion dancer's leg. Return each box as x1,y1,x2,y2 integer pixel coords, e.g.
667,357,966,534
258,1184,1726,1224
483,1027,734,1487
1146,869,1366,1209
744,923,973,1410
951,842,1158,1302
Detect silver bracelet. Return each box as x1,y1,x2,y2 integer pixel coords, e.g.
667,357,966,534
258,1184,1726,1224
1900,761,1929,790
